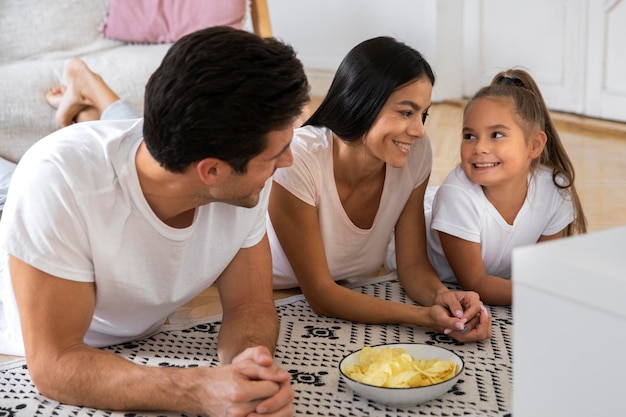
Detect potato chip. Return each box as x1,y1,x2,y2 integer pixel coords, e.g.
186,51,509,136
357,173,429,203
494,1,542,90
344,346,458,388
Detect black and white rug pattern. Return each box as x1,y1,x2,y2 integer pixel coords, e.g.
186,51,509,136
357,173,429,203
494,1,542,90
0,274,512,417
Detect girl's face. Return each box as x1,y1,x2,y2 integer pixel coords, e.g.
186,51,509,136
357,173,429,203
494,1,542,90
461,96,545,190
361,77,432,168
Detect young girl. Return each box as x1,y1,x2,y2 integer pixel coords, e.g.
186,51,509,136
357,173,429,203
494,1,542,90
424,69,586,305
267,36,491,342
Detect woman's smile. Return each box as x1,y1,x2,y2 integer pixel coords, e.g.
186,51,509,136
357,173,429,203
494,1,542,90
392,139,412,154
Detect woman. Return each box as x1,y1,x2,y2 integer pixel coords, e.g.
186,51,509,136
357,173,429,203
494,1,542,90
267,36,491,342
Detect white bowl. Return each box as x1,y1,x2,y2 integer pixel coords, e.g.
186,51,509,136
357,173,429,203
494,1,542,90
339,343,464,407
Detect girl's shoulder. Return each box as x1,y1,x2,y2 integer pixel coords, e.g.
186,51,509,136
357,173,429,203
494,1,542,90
533,164,570,188
434,165,485,207
530,165,572,201
442,164,480,189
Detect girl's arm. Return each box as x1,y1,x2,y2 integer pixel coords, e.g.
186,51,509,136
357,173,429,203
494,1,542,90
538,229,566,243
269,181,474,337
438,232,512,305
439,227,567,306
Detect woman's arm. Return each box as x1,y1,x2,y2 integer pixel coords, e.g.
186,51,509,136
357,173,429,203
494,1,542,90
393,180,491,342
393,179,449,306
269,181,488,342
269,182,431,324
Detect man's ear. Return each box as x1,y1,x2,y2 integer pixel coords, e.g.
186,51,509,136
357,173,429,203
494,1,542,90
195,158,228,185
530,130,547,159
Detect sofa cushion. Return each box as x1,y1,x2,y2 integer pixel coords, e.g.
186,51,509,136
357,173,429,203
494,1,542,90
100,0,246,44
0,43,170,162
0,0,109,65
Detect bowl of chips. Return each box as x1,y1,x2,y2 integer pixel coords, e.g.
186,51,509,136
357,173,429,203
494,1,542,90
339,343,464,407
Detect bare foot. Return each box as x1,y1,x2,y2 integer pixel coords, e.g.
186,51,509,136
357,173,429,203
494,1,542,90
52,59,96,126
45,85,66,109
45,85,100,123
50,59,120,127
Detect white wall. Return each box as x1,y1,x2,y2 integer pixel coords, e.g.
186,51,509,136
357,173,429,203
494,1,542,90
266,0,626,122
267,0,463,101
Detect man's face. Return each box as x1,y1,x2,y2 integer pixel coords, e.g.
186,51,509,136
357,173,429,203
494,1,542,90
211,126,294,208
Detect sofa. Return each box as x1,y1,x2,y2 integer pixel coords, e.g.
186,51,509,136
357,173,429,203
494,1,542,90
0,0,270,165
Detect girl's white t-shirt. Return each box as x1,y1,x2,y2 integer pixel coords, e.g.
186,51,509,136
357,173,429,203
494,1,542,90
268,125,432,289
0,118,269,355
427,164,575,282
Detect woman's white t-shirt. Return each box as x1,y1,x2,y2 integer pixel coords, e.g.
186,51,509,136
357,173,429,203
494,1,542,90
268,125,432,289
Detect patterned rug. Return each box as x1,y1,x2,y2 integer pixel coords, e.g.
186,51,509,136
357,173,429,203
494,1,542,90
0,274,512,417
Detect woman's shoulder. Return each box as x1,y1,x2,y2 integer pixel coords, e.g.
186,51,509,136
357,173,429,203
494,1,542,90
402,134,432,183
284,125,334,172
408,134,432,161
273,125,332,185
292,125,332,152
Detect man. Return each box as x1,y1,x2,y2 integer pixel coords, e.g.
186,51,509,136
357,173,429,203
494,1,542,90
0,26,309,416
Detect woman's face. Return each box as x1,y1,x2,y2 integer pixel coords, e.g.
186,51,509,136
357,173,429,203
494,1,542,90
361,77,433,168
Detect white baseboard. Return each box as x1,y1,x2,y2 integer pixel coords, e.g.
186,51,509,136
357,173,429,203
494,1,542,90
304,68,335,98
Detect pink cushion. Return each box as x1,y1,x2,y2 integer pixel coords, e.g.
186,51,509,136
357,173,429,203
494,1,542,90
101,0,246,44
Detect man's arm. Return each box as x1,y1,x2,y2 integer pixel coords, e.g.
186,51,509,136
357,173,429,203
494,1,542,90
215,233,279,364
10,255,290,415
214,234,295,415
10,255,188,410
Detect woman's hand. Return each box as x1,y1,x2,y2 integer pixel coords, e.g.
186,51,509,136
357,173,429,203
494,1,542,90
436,290,482,322
430,290,492,342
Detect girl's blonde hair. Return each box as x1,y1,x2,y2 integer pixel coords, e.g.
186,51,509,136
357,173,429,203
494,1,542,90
465,68,587,235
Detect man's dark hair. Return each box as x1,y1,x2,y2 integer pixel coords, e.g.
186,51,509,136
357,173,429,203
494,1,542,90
143,26,310,173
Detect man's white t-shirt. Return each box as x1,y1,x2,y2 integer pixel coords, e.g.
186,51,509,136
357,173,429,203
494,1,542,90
268,125,432,289
0,119,269,356
427,164,575,282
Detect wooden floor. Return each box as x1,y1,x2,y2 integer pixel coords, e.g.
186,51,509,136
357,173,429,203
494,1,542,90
2,100,625,364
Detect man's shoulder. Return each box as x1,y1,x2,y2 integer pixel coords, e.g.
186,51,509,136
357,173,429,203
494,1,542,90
27,118,142,159
18,119,143,192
